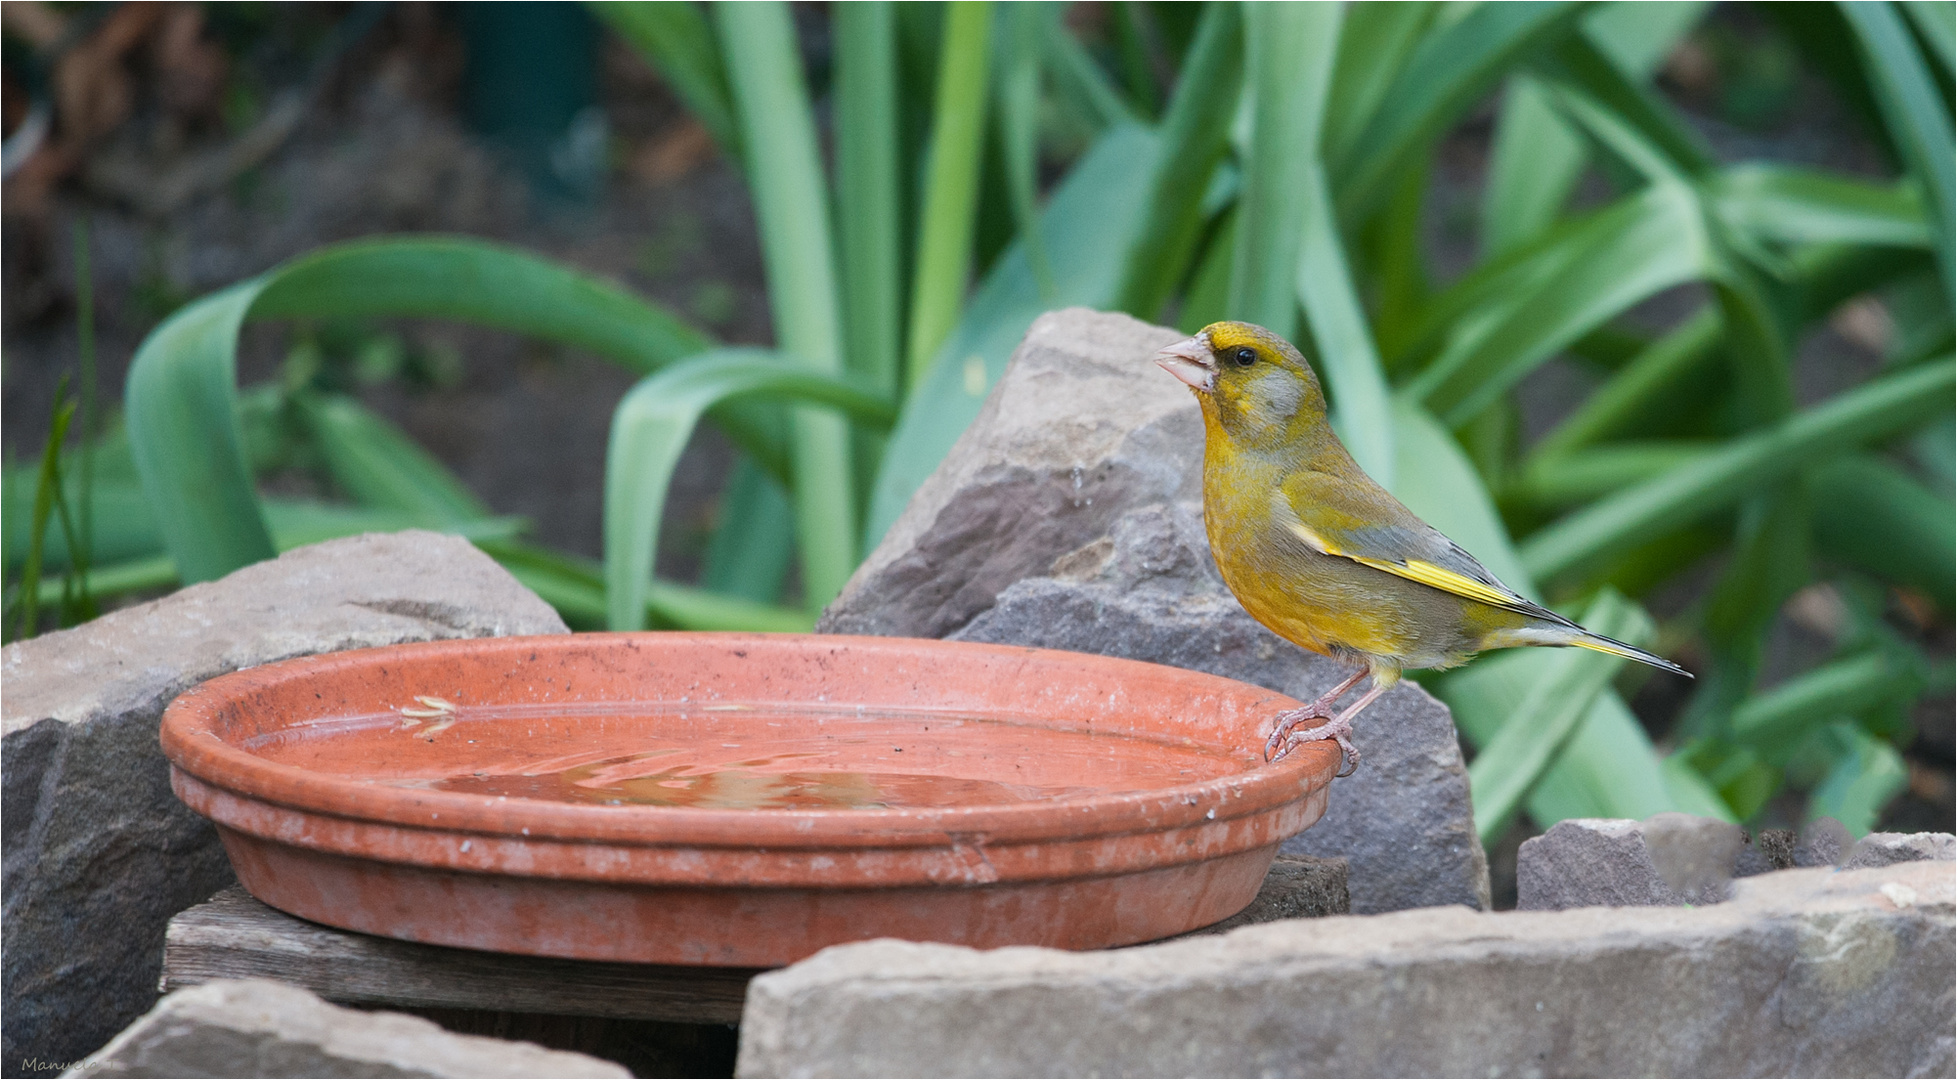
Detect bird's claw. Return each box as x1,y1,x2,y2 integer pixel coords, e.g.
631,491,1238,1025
1263,706,1331,761
1267,712,1361,777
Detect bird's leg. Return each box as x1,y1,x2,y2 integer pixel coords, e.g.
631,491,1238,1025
1264,668,1367,761
1272,679,1392,778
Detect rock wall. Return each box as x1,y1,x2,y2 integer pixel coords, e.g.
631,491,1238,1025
3,531,567,1074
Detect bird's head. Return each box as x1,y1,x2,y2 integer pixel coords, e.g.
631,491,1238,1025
1155,321,1328,446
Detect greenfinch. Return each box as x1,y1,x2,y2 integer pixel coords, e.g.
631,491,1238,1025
1156,321,1689,773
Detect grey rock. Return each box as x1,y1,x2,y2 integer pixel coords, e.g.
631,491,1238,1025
735,860,1956,1079
823,308,1488,915
3,531,567,1073
1845,831,1957,870
66,979,627,1078
820,308,1200,639
1180,854,1348,936
1644,812,1746,902
1520,815,1748,909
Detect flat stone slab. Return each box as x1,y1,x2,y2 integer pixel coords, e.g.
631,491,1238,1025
158,859,1345,1028
736,861,1955,1078
163,888,756,1025
66,979,627,1079
3,530,568,1071
1520,816,1957,910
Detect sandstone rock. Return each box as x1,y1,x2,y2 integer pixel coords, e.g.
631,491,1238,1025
1522,817,1956,912
1520,815,1752,909
823,308,1488,915
65,979,627,1078
821,308,1198,640
3,531,567,1074
735,861,1955,1079
1846,831,1957,869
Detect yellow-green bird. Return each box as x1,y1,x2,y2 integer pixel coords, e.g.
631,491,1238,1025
1155,321,1689,774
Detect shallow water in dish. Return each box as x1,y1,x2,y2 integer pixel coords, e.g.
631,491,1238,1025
244,702,1246,811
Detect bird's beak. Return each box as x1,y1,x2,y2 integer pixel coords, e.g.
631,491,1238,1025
1155,333,1216,393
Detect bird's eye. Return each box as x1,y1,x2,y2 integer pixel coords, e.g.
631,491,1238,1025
1233,347,1257,367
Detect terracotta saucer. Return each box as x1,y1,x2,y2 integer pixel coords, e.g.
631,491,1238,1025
161,632,1338,966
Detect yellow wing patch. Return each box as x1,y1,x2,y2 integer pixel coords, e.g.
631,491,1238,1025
1284,515,1522,609
1349,556,1522,608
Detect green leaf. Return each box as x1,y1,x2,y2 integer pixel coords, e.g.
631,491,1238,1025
589,2,743,163
1466,589,1655,842
1322,2,1437,173
1902,0,1957,75
1529,307,1724,458
1228,2,1340,341
1512,441,1714,508
1274,3,1396,482
994,2,1053,299
1043,19,1138,131
1842,0,1957,294
906,1,996,386
1407,184,1708,426
1112,1,1242,322
605,349,895,631
124,237,710,585
1731,651,1912,757
717,1,861,605
834,1,904,402
701,457,796,604
1483,74,1588,257
1520,357,1957,582
480,538,813,633
1710,164,1934,249
1812,451,1956,606
1806,722,1909,836
865,123,1162,548
1335,1,1586,222
289,392,490,524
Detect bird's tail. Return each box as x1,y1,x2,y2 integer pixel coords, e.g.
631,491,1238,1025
1569,633,1693,678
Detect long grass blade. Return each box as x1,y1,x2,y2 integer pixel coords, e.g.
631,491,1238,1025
835,1,903,401
1520,357,1957,581
605,350,896,631
995,2,1053,299
1812,451,1956,606
1841,0,1956,294
1322,2,1437,172
1335,1,1585,222
1529,307,1723,458
905,1,995,387
1112,2,1242,321
1227,2,1337,341
717,1,861,605
290,391,491,524
1408,185,1707,426
1711,164,1933,249
125,237,712,584
701,458,796,604
1467,589,1654,843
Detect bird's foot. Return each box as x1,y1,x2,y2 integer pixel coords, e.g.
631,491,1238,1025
1264,705,1331,761
1268,712,1361,777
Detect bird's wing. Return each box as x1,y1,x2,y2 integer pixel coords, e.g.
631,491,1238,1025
1273,469,1568,625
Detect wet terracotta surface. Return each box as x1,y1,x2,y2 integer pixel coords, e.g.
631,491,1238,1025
161,633,1339,966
